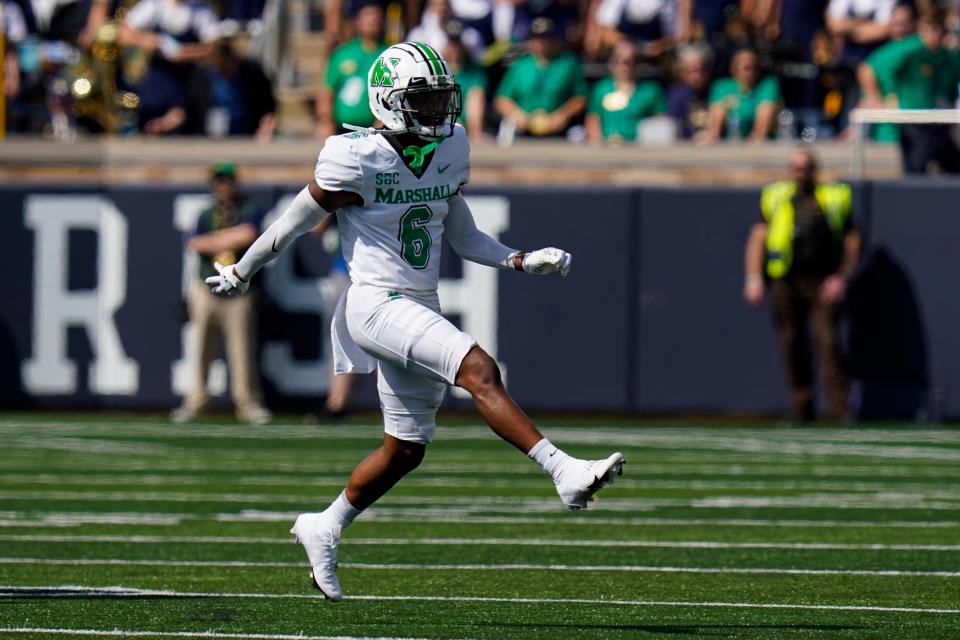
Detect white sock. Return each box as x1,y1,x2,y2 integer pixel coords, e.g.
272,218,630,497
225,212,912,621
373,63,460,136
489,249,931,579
528,438,572,483
322,490,362,529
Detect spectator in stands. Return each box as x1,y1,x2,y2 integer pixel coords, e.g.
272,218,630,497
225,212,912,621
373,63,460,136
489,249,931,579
2,1,27,102
702,47,780,142
586,40,667,143
117,0,222,135
223,0,266,23
746,0,828,67
408,0,454,49
889,2,917,40
668,42,712,139
315,2,385,140
187,39,277,140
436,0,579,52
494,17,587,138
443,33,487,140
587,0,676,60
744,0,827,51
7,0,110,136
323,0,405,53
77,0,114,49
744,149,860,422
172,163,271,425
679,0,739,42
746,0,827,110
858,2,915,143
859,9,960,174
826,0,898,65
14,0,87,40
407,0,486,59
508,0,580,43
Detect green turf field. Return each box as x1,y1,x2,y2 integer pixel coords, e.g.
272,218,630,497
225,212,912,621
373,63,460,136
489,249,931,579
0,414,958,639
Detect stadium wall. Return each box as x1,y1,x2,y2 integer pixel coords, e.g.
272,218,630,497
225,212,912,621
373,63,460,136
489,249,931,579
0,181,954,420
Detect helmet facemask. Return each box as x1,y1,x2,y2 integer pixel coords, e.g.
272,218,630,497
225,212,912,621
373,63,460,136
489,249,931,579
392,76,462,139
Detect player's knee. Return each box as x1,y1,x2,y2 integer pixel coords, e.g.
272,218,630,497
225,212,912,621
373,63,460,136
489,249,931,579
386,440,426,472
456,347,502,395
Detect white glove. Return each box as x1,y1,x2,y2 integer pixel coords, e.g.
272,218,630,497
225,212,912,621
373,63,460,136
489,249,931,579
517,248,572,277
205,262,250,296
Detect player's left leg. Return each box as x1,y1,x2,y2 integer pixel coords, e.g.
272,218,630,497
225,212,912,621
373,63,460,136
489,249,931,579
455,346,624,510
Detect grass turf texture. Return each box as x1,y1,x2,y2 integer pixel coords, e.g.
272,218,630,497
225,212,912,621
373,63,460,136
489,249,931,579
0,414,958,639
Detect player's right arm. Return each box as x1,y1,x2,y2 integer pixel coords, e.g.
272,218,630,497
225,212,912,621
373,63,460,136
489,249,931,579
208,135,364,295
205,183,359,296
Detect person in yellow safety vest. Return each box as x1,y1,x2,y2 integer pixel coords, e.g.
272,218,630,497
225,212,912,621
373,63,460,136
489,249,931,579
743,149,861,422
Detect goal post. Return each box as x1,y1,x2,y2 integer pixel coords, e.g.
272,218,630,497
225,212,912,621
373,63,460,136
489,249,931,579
849,108,960,178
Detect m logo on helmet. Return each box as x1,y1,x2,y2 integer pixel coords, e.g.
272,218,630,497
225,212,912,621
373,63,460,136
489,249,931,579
370,58,400,87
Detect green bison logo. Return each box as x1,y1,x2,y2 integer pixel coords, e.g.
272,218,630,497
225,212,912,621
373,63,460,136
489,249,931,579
370,58,401,87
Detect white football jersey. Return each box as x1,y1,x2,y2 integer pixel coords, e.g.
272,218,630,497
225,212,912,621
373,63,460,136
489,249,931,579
314,123,470,293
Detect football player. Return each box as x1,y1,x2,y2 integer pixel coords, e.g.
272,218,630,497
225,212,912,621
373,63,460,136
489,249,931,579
206,41,625,601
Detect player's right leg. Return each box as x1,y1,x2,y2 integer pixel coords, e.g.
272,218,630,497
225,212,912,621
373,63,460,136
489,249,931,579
291,373,436,600
291,431,425,601
293,287,448,600
455,346,624,510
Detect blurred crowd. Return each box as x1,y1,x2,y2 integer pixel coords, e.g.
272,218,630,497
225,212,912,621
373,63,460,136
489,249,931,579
3,0,960,148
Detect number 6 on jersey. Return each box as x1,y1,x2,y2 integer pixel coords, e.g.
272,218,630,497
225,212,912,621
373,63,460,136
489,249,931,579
399,205,433,269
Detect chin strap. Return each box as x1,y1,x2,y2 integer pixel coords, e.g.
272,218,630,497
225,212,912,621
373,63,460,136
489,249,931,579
402,135,445,169
342,124,405,136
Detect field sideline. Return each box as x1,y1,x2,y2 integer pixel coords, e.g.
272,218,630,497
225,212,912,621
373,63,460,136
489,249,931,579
0,414,958,639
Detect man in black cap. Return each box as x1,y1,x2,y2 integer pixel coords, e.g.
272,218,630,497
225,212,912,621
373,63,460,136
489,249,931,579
172,163,271,424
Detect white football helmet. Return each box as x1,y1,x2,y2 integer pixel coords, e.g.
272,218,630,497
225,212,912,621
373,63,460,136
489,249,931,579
367,41,462,139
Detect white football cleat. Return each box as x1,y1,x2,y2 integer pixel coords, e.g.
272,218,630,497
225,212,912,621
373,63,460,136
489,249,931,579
290,513,343,601
554,452,625,511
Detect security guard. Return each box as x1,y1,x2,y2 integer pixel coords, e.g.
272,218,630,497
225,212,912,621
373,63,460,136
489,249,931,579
172,163,271,425
744,149,861,421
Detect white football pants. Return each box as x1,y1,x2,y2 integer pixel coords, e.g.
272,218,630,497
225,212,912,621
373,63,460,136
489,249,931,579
344,284,477,444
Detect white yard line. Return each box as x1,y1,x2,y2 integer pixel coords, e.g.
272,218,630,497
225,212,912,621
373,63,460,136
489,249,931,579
5,473,960,495
5,463,960,480
0,627,434,640
0,586,958,615
3,534,960,552
1,557,957,577
3,419,960,444
3,490,960,512
1,509,958,530
0,514,184,527
5,422,960,460
224,510,960,528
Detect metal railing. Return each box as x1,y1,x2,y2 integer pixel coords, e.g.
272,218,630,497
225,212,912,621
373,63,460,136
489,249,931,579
850,108,960,177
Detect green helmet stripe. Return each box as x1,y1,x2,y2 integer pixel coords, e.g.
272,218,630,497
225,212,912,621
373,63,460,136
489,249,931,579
421,42,448,75
412,41,443,76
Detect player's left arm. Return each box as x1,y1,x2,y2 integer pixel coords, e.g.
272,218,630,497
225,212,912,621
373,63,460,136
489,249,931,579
444,193,572,276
